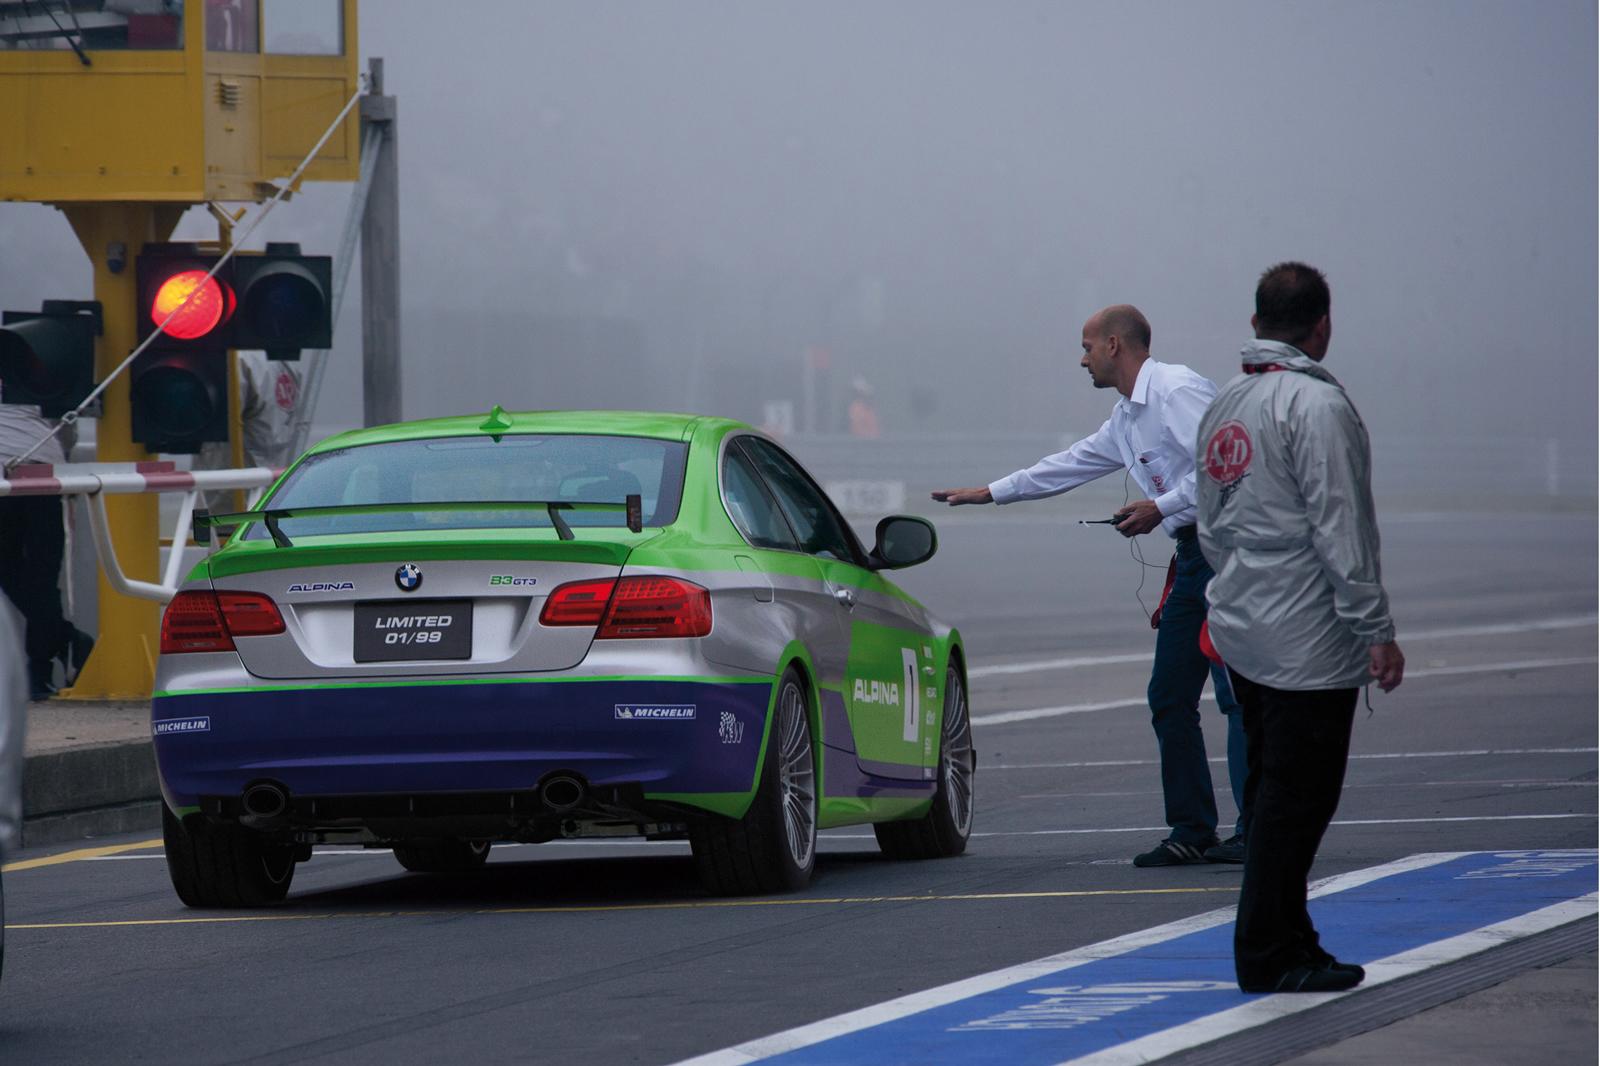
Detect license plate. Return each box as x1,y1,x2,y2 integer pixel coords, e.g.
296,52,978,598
353,600,473,662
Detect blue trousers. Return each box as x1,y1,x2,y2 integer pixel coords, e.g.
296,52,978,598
1147,533,1246,845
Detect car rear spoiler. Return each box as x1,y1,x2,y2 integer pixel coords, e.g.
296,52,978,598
196,495,644,548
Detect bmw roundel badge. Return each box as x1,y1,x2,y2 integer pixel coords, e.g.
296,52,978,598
395,564,423,592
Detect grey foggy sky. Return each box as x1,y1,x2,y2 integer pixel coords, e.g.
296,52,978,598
1,1,1595,477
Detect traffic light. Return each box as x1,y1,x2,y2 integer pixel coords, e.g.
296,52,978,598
132,241,333,452
232,243,333,361
133,244,231,453
0,300,101,418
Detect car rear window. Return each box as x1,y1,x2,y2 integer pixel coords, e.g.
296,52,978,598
250,434,688,539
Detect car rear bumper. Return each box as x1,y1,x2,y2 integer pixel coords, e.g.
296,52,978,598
152,677,773,813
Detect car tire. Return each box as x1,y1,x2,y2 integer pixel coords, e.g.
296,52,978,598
690,667,817,895
393,839,492,873
162,805,296,908
874,662,975,860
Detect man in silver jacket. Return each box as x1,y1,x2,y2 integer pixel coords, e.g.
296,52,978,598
0,598,27,983
1196,261,1405,994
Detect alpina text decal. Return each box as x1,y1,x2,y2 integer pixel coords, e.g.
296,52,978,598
853,678,901,706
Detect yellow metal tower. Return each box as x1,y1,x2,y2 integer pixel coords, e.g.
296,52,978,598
0,1,360,698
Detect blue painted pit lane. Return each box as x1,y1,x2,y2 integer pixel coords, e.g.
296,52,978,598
681,850,1597,1066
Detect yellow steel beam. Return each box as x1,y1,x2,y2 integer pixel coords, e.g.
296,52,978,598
55,202,184,699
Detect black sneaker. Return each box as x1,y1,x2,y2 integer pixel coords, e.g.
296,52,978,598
58,628,95,687
1311,952,1365,981
1133,838,1216,867
1242,962,1364,994
1204,834,1246,864
27,658,56,702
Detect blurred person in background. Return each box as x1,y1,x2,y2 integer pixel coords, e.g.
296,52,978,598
0,389,93,701
848,375,881,439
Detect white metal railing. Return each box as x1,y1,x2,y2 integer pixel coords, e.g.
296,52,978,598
0,461,280,603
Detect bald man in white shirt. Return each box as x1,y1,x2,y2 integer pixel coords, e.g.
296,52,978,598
934,305,1247,866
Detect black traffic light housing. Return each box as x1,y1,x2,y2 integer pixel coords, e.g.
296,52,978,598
134,244,232,453
129,350,230,454
131,241,333,452
232,242,333,361
0,300,102,418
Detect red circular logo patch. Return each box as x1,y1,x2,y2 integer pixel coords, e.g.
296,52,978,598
274,371,299,412
1204,421,1253,483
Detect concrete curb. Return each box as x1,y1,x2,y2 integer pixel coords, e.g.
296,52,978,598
22,741,162,848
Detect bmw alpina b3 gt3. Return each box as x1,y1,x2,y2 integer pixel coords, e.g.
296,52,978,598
153,410,974,906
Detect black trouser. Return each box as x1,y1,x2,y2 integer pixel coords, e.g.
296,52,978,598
0,495,71,674
1228,668,1357,987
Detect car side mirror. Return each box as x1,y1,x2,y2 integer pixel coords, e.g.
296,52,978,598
869,515,937,570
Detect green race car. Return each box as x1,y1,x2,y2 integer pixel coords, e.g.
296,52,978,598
153,410,974,905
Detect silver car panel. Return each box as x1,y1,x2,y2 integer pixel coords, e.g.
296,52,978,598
214,557,625,679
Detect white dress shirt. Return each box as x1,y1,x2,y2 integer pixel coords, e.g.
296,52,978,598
987,359,1218,539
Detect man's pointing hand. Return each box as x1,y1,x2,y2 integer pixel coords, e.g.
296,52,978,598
931,486,993,506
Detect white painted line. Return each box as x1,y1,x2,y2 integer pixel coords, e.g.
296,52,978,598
1061,893,1599,1065
670,854,1466,1066
970,653,1150,678
972,657,1597,726
992,746,1598,772
950,813,1595,840
976,697,1147,725
1021,779,1600,799
967,617,1596,679
1404,655,1597,679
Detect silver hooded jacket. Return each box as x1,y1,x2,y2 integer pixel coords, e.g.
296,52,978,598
1196,340,1395,690
0,598,25,858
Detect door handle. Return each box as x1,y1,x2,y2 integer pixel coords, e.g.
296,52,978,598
832,587,856,608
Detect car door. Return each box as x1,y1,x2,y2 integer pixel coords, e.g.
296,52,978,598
737,437,938,782
708,438,849,683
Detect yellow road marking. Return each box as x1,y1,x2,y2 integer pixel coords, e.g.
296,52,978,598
5,886,1236,931
487,886,1237,914
2,838,164,873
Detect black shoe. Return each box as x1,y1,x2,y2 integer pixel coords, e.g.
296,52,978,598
1133,838,1217,867
1242,963,1365,994
27,658,56,702
58,628,95,687
1204,834,1246,864
1313,954,1365,981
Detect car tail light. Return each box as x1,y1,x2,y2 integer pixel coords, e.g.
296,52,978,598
597,576,712,639
539,576,712,638
540,579,617,627
160,590,285,653
218,591,286,637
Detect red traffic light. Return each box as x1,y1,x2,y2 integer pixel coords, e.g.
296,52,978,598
150,269,232,340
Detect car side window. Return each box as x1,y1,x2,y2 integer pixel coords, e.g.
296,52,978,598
722,444,800,551
738,438,865,564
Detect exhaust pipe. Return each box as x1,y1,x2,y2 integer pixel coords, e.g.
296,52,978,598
540,773,587,813
241,781,289,822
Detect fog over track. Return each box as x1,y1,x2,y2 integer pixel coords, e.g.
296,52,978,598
2,2,1594,502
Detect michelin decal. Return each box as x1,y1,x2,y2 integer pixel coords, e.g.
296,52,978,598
614,704,697,721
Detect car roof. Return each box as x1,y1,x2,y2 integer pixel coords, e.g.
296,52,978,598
305,410,749,455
